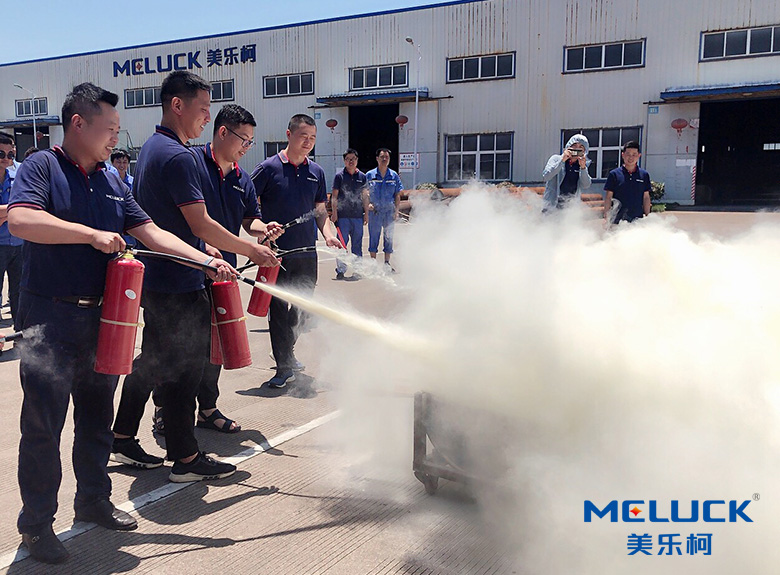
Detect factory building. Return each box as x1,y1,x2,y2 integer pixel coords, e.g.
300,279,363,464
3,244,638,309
1,0,779,204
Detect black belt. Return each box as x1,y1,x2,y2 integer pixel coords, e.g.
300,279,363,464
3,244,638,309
24,289,103,308
53,295,103,308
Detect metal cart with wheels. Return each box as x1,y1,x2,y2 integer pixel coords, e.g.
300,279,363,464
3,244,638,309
413,391,480,494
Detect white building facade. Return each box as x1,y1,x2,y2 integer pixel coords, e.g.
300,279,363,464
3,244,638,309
1,0,779,205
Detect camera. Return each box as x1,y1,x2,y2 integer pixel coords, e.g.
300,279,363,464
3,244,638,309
568,149,583,157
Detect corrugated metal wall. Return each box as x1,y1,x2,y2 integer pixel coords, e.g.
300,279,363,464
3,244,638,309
1,0,779,196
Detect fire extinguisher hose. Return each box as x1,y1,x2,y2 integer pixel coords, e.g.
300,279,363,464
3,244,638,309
236,246,318,273
128,249,269,292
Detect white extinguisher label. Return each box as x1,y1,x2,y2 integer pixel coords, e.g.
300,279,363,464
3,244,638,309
125,289,137,300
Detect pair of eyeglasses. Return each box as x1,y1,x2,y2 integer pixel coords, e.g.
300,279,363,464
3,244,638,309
0,151,15,160
226,127,255,149
344,157,358,162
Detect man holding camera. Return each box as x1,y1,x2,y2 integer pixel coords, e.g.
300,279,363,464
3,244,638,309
541,134,591,212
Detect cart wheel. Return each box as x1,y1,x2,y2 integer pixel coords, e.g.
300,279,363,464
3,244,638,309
414,471,439,495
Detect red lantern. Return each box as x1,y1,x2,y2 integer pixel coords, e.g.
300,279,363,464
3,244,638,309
395,115,409,129
94,253,144,375
325,118,338,133
671,118,688,137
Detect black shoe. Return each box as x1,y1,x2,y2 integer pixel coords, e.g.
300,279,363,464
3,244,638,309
268,369,295,388
169,452,236,483
111,438,164,469
22,524,69,564
335,272,345,280
74,500,137,531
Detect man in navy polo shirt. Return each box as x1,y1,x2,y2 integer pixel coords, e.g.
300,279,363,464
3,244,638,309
145,104,281,434
112,71,268,482
331,148,368,280
604,140,652,224
8,83,234,564
251,114,342,388
0,132,22,330
366,148,403,272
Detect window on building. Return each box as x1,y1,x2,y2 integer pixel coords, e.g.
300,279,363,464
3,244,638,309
350,64,408,91
701,25,780,60
125,87,162,108
15,97,48,117
562,127,642,179
764,142,780,151
264,142,286,159
447,52,515,82
263,72,314,98
211,80,235,102
564,40,645,72
445,132,512,182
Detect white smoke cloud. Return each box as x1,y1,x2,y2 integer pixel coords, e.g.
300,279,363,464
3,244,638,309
312,185,780,574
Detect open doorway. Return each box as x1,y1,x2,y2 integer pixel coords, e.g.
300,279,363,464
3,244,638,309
13,127,50,157
697,98,780,204
348,104,399,173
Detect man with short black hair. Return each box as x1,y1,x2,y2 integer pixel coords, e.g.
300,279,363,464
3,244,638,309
147,103,282,433
110,149,133,190
331,148,368,280
251,114,342,388
366,148,403,272
0,132,22,329
112,71,262,482
603,140,652,224
9,82,234,564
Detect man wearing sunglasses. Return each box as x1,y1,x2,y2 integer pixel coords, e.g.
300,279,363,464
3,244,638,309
0,133,22,330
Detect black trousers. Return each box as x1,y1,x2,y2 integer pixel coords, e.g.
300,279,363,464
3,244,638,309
17,291,118,533
150,282,221,411
269,256,318,371
113,289,209,461
152,361,221,410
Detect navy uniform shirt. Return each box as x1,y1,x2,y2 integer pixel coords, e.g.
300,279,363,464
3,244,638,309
8,146,150,297
134,126,206,293
558,161,581,197
604,166,651,220
332,168,367,219
251,152,327,257
192,143,262,267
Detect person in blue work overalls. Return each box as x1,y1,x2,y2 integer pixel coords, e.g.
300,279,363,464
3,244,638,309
7,82,234,565
365,148,403,272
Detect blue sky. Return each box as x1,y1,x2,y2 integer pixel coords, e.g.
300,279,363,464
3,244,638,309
2,1,446,65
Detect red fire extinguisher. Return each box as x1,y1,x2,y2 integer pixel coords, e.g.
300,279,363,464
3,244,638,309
209,305,223,366
95,252,144,375
247,264,280,317
211,280,252,369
